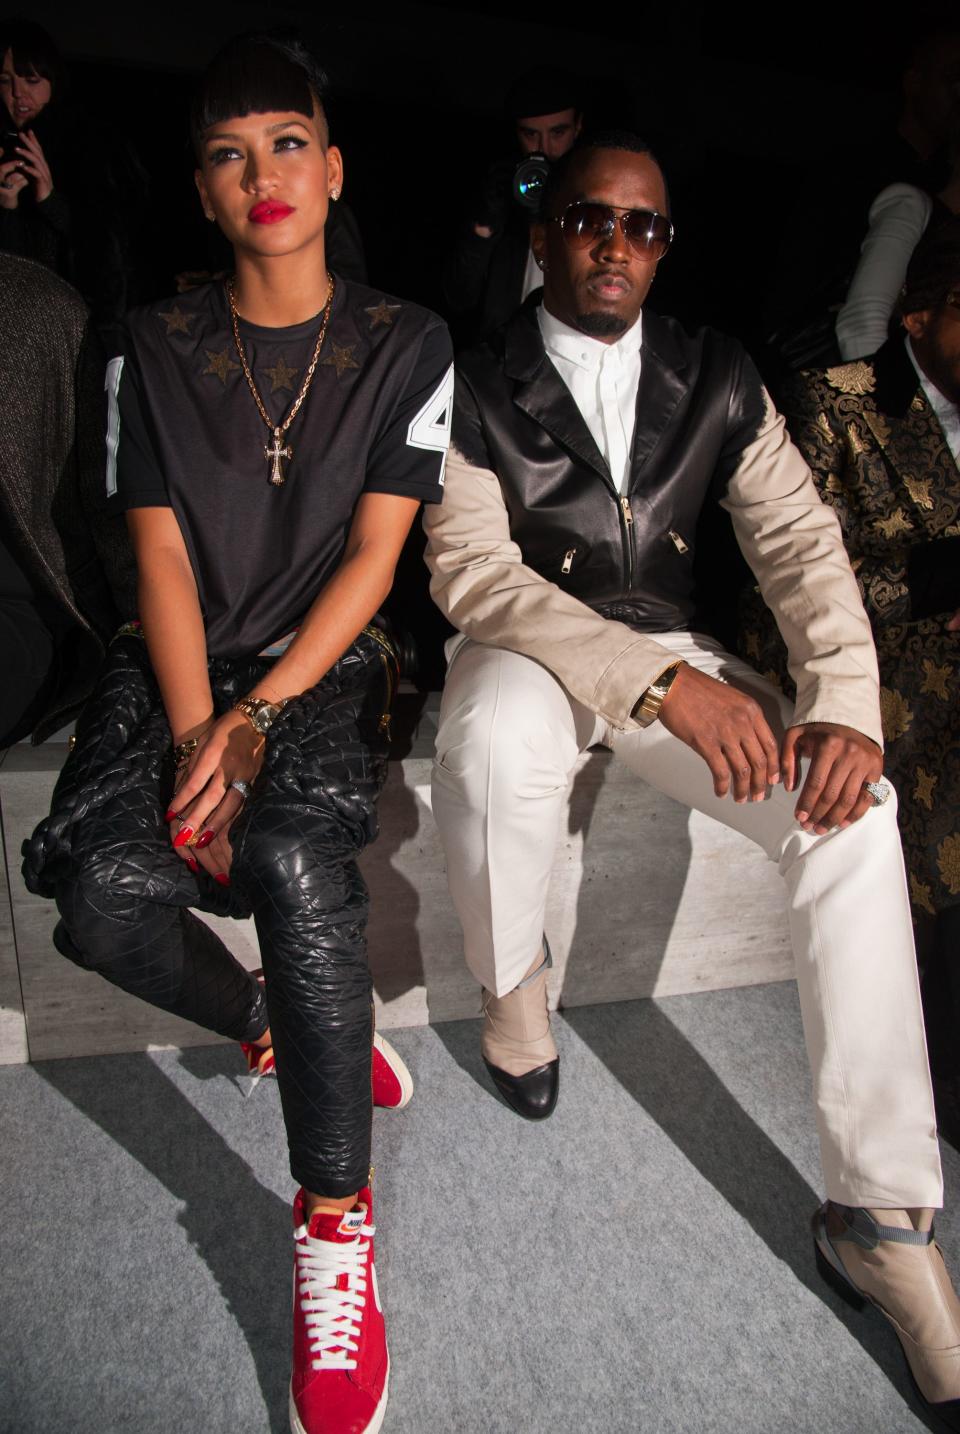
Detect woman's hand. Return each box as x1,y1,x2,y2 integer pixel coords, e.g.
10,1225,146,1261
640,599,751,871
0,158,27,208
167,711,265,881
14,130,53,202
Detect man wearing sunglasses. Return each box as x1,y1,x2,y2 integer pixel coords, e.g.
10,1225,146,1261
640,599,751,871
424,133,960,1427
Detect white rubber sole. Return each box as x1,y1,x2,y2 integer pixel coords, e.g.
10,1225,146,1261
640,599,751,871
373,1032,414,1110
289,1359,390,1434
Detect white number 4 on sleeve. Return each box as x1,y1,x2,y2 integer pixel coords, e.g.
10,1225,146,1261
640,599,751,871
406,363,453,484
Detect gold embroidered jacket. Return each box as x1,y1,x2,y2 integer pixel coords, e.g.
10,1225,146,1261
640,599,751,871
744,336,960,930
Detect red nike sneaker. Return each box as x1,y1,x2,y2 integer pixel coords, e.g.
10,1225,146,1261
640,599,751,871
289,1187,389,1434
240,973,412,1111
372,1032,413,1110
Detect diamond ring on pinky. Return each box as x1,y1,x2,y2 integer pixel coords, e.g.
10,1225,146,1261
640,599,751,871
230,779,253,800
863,780,891,807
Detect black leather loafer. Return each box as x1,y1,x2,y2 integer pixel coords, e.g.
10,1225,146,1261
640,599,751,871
483,1054,559,1120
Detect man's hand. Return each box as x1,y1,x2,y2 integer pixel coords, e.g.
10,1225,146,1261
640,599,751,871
658,663,781,802
780,723,882,833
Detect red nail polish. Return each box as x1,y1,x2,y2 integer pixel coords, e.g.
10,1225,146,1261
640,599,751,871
186,857,200,873
196,830,215,849
165,809,179,823
174,826,194,849
214,873,230,886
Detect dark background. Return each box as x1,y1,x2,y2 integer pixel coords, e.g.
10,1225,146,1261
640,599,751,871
8,1,956,680
14,0,957,353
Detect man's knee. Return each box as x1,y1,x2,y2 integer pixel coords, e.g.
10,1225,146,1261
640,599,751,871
436,664,576,814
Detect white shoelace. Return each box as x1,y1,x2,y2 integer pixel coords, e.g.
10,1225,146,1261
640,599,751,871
295,1217,375,1371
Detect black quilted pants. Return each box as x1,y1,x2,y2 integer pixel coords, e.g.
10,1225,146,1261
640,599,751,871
22,629,394,1197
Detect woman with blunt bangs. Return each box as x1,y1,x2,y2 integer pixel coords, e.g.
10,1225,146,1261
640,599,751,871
23,32,453,1434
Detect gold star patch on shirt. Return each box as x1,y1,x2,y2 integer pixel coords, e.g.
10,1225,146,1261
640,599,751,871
365,299,402,329
158,305,195,336
321,342,360,378
264,356,300,393
203,348,241,385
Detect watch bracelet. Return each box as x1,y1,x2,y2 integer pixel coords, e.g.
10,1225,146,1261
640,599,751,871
632,661,683,726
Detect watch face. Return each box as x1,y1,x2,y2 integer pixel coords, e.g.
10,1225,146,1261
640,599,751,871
252,707,273,734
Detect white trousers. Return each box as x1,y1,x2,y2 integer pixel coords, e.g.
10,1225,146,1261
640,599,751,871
431,631,943,1209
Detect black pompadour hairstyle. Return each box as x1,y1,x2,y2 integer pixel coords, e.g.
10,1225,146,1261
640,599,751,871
899,216,960,317
191,31,329,157
0,18,68,96
539,130,666,221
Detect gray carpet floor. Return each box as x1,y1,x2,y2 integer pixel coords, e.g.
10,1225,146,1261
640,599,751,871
2,979,958,1434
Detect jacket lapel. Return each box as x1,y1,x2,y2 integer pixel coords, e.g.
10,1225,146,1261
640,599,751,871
501,299,691,488
870,336,960,535
630,313,688,478
504,300,612,484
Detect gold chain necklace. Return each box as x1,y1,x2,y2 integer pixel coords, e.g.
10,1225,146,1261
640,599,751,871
227,274,335,487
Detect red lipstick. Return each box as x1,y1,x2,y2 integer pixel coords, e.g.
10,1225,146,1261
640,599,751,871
249,200,294,224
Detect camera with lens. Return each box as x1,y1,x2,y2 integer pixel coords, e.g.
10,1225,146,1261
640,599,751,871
512,151,550,212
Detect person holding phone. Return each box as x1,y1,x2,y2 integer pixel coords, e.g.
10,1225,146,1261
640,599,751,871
0,22,68,262
0,19,146,342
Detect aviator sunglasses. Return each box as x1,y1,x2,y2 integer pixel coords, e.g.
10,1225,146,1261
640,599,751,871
548,201,674,260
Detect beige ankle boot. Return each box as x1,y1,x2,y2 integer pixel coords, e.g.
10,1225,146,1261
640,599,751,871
814,1202,960,1421
480,943,559,1120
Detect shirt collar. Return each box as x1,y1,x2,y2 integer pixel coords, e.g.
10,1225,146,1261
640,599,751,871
905,334,959,428
538,302,643,372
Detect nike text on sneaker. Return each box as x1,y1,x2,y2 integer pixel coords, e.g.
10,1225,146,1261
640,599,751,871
290,1188,389,1434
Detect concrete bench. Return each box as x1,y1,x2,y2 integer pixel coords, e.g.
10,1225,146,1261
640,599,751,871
0,700,792,1064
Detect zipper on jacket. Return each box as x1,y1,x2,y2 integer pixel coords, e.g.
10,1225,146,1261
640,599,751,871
619,496,635,592
668,529,689,554
561,548,577,575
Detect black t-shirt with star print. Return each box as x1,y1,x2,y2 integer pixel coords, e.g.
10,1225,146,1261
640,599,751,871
105,278,452,657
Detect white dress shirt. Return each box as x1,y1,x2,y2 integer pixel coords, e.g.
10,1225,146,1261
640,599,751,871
906,335,960,464
538,303,643,495
520,245,542,303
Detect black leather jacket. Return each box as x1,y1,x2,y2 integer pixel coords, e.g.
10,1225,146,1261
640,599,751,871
451,294,770,633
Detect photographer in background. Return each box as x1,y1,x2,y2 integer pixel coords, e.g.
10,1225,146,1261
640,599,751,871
0,19,148,347
443,66,582,342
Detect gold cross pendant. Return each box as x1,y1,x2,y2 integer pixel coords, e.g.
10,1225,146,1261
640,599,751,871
265,430,293,486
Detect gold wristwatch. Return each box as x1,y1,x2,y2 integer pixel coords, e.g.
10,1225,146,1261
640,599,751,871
233,697,290,736
631,661,683,728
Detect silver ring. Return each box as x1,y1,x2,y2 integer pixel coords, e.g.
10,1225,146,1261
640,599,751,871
863,780,891,807
230,779,252,800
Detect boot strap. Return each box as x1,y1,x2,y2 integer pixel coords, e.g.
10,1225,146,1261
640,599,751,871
833,1204,935,1250
514,935,554,991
